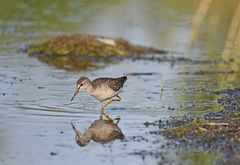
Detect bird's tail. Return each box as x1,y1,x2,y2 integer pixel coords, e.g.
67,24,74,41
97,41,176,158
121,76,127,82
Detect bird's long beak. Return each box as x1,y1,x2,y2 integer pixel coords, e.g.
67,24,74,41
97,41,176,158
71,86,80,101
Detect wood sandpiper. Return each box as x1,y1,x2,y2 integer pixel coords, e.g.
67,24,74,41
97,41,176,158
71,76,127,111
71,113,123,147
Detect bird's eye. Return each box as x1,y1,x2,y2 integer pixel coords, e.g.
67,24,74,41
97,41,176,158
77,83,83,89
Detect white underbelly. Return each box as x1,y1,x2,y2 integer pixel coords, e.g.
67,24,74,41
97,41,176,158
90,87,120,101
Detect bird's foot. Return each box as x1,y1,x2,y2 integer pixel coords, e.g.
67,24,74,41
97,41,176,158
112,95,121,102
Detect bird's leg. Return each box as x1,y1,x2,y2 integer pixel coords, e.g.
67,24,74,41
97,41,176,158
101,106,113,122
101,95,122,110
101,101,105,111
101,99,113,110
101,112,113,122
112,95,122,102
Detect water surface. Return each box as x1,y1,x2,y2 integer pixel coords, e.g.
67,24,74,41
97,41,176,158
0,0,240,165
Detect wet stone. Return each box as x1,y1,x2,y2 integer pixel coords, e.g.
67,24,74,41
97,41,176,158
50,152,57,156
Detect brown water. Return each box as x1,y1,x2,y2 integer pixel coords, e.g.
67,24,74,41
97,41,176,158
0,0,240,165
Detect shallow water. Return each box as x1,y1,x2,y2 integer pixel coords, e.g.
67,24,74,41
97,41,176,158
0,0,240,165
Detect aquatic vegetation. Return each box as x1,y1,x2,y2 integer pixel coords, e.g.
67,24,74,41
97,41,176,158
182,150,222,165
28,34,164,57
36,55,97,71
163,118,240,141
27,34,166,71
163,88,240,141
178,70,236,75
160,79,164,91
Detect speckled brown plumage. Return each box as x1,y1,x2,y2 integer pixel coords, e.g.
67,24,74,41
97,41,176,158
71,115,124,147
92,76,127,92
72,76,127,109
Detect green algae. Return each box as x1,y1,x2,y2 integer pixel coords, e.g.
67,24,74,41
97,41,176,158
182,150,222,165
27,34,166,71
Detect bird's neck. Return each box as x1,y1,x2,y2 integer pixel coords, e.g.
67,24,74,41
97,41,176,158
85,130,93,139
84,80,94,94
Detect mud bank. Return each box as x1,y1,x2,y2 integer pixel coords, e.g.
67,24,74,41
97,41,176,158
133,88,240,165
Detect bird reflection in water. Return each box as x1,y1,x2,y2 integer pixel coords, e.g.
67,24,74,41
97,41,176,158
71,113,124,147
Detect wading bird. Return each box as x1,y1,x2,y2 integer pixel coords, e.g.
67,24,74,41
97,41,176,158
71,76,127,111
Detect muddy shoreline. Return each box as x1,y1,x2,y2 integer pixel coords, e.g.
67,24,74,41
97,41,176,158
131,88,240,165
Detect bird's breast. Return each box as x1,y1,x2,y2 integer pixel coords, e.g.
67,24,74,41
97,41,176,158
90,86,119,101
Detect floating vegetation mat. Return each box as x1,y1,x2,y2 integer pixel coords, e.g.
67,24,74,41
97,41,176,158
27,34,166,71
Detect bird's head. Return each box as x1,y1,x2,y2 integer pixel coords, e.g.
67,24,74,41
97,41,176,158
71,77,90,101
71,123,90,147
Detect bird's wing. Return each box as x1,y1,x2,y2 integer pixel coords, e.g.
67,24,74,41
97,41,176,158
107,77,127,92
92,77,127,92
92,77,109,87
